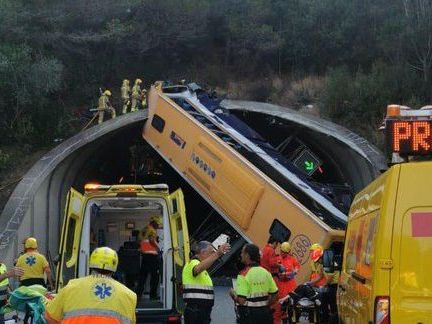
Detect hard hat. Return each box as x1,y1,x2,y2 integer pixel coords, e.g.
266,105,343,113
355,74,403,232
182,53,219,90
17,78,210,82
309,243,323,251
25,237,38,249
309,243,323,262
89,247,118,272
123,79,129,84
150,215,162,225
103,90,112,96
135,78,142,84
280,242,291,253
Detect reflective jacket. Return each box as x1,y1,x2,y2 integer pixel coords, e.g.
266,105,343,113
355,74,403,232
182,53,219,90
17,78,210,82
45,274,137,323
182,258,214,306
236,264,278,307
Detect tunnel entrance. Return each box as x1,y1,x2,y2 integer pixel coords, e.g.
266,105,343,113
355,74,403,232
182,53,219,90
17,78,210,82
69,123,241,276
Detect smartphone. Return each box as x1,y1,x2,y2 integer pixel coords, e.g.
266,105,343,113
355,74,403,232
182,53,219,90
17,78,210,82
212,234,230,250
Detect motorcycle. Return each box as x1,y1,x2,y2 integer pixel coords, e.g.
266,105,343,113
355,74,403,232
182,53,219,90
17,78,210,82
283,283,321,324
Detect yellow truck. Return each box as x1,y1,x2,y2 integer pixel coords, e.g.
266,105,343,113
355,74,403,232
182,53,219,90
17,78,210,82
337,105,432,323
56,184,189,323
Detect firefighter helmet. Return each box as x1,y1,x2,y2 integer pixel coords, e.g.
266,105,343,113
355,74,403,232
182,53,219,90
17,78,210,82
103,90,112,96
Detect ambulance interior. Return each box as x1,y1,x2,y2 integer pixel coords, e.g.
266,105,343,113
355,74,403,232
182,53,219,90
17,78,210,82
78,197,174,311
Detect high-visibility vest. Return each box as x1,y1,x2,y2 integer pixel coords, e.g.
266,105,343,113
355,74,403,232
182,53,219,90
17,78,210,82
45,275,137,323
236,265,278,308
182,259,214,306
0,263,9,301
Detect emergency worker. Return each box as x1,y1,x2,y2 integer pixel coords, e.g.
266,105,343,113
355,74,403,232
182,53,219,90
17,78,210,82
230,244,278,324
97,90,116,124
261,236,281,276
306,243,329,321
261,236,281,323
45,247,137,324
276,242,300,323
182,241,230,324
121,79,131,114
0,265,23,312
16,237,54,289
131,79,142,112
136,215,162,300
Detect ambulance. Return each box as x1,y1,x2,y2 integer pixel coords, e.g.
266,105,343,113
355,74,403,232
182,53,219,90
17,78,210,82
337,105,432,323
55,183,189,323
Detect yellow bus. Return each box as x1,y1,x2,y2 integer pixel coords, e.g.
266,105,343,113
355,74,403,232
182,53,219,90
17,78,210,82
143,84,346,281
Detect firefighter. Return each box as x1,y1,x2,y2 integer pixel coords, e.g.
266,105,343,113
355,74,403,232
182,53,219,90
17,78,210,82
306,243,329,322
121,79,131,114
230,244,278,324
15,237,54,289
131,79,143,112
277,242,300,322
136,215,162,300
97,90,116,124
45,247,137,324
182,241,230,324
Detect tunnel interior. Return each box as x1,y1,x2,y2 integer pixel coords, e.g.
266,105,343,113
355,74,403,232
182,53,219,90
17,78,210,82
67,122,241,276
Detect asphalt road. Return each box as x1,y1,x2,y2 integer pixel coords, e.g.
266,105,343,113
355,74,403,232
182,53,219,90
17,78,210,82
211,286,237,324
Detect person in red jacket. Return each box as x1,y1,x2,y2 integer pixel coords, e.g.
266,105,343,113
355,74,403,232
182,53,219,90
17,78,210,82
260,236,281,276
261,236,281,324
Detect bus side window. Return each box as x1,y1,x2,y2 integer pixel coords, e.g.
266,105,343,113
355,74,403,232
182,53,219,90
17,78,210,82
269,219,291,242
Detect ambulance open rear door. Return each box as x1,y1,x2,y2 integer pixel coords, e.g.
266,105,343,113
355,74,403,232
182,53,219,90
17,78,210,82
56,188,85,291
168,188,190,311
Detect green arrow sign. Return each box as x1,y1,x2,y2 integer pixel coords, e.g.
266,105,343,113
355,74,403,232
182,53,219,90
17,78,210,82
304,160,314,171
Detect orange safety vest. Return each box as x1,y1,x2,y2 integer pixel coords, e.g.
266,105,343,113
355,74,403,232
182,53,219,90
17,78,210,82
140,224,158,255
310,261,327,288
140,239,158,255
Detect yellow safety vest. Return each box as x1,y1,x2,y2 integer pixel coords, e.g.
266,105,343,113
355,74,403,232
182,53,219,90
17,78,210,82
0,263,9,301
182,258,214,306
235,265,278,307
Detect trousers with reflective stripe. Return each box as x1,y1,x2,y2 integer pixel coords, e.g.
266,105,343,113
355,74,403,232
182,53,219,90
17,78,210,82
62,308,131,324
245,292,269,307
183,284,214,302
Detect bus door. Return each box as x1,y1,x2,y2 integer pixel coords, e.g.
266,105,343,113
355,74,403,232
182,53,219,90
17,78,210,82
168,189,190,310
56,188,85,290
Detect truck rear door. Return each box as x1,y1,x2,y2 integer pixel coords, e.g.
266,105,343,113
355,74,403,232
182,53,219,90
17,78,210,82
168,188,190,311
56,188,85,290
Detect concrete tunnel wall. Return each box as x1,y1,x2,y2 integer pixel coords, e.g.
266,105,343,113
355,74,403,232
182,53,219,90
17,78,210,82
0,101,386,267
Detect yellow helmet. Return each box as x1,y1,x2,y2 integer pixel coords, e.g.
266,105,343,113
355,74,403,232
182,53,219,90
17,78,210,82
89,247,118,272
135,78,142,85
309,243,323,251
150,215,162,225
123,79,129,84
281,242,291,253
25,237,38,249
103,90,112,96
